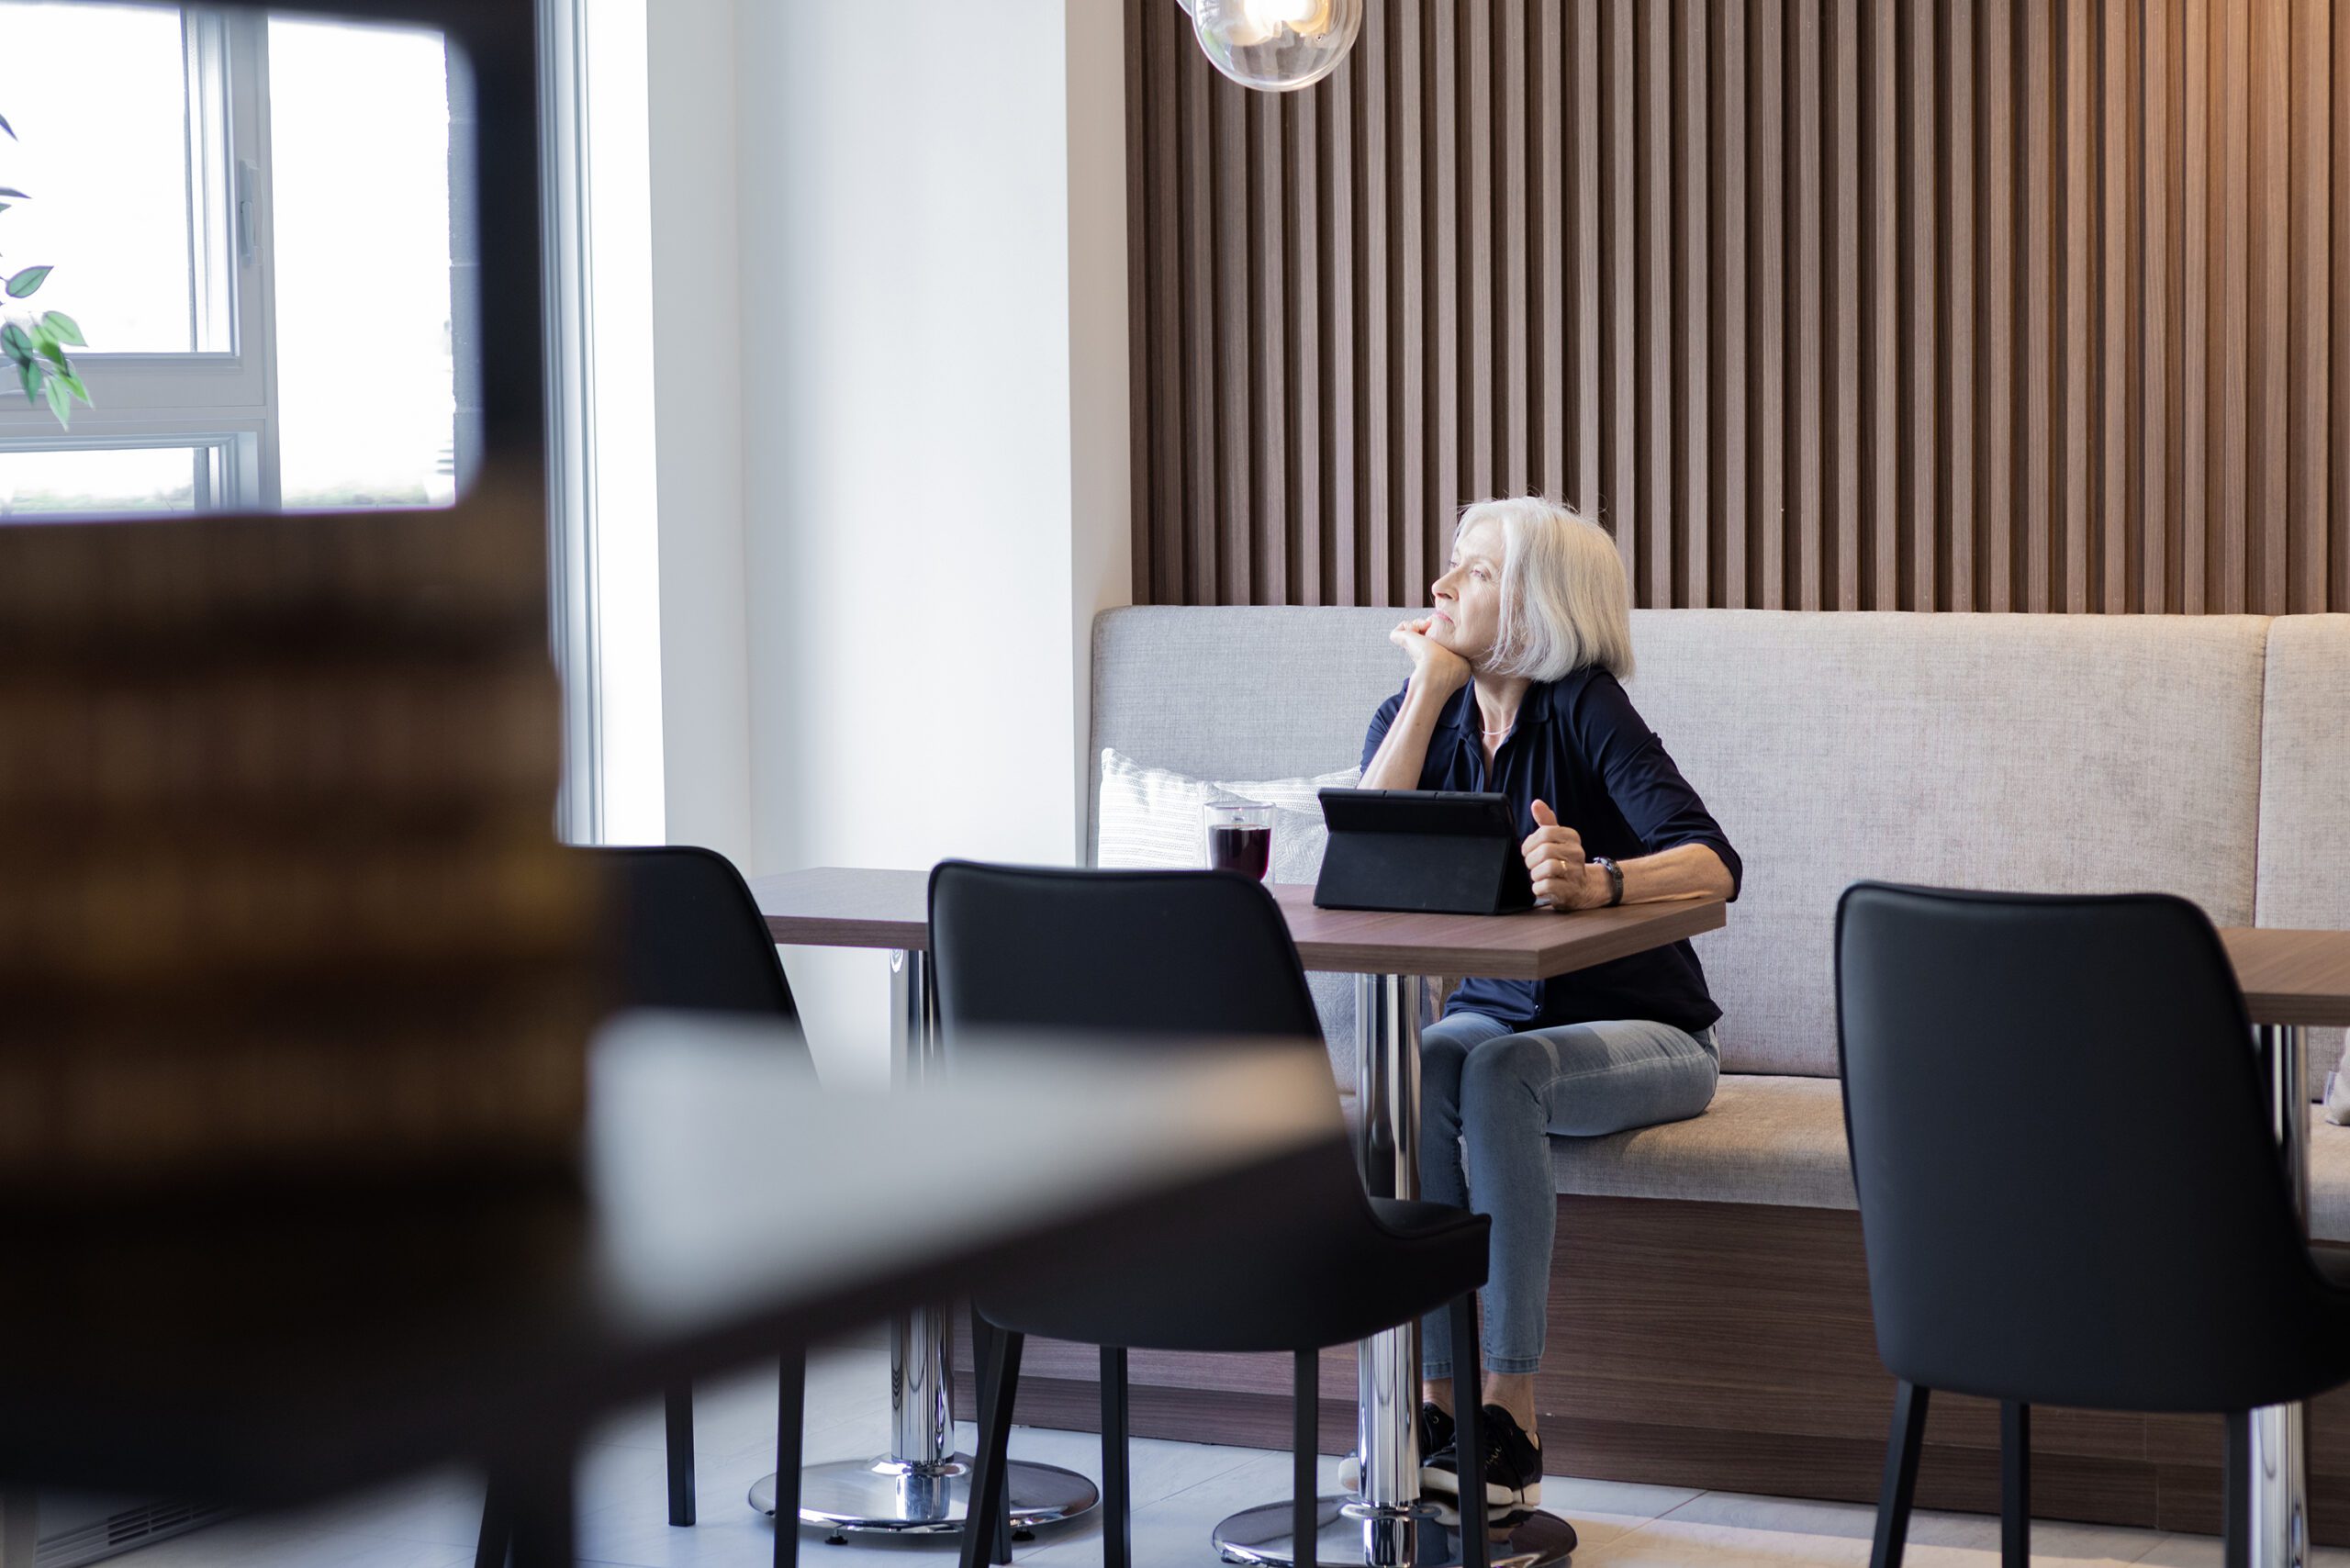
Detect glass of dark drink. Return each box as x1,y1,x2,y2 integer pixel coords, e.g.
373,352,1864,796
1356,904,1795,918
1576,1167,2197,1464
1203,801,1274,881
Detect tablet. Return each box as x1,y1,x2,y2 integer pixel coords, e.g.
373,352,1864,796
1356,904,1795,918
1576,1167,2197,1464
1312,788,1535,914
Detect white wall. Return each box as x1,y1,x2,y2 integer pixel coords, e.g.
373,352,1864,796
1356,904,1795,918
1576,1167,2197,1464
644,0,754,864
647,0,1132,1083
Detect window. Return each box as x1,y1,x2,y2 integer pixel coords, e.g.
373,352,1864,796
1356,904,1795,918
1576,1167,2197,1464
0,2,462,517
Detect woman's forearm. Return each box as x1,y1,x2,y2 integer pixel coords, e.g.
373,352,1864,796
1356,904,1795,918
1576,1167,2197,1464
1579,842,1735,908
1360,682,1453,790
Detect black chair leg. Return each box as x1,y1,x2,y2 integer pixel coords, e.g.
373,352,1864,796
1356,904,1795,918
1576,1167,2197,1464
473,1479,509,1568
1999,1401,2029,1568
774,1351,807,1568
2224,1410,2252,1568
498,1439,576,1568
1102,1347,1133,1568
972,1314,1013,1563
1868,1381,1930,1568
665,1383,696,1527
958,1329,1024,1568
1448,1292,1489,1568
1292,1349,1318,1568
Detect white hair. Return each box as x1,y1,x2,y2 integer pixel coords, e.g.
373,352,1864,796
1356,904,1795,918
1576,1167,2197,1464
1456,496,1635,682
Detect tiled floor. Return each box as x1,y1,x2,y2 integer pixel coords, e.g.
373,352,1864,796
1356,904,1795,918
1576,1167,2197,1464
93,1334,2311,1568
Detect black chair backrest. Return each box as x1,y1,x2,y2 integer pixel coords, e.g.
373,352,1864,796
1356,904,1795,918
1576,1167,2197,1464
928,862,1325,1046
593,846,803,1027
1836,881,2333,1411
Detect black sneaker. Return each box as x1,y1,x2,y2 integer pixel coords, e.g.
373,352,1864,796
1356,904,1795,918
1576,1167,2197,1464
1337,1403,1456,1493
1420,1404,1543,1508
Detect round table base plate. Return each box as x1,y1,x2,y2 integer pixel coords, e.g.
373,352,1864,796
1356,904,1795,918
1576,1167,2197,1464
750,1455,1099,1537
1213,1495,1579,1568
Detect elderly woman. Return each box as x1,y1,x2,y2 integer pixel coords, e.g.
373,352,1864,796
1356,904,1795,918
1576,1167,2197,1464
1360,496,1740,1509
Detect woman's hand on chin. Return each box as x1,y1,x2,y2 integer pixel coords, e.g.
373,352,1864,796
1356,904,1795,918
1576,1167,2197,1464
1391,617,1472,699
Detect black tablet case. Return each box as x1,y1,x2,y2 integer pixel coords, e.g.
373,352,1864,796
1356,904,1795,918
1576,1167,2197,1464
1312,788,1536,914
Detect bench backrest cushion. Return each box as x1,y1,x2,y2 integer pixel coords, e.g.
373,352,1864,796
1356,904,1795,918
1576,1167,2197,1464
2255,614,2350,1100
1091,606,2273,1078
1626,611,2269,1075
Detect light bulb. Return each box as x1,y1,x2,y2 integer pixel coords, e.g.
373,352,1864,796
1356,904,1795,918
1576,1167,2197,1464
1186,0,1362,93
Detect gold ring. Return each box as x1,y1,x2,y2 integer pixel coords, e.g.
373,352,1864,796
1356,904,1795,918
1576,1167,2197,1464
1556,857,1568,878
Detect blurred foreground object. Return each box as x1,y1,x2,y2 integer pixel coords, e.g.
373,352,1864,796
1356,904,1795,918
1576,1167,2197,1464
0,499,600,1190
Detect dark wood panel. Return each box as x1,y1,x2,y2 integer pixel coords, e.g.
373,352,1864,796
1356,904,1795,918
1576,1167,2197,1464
1125,0,2350,616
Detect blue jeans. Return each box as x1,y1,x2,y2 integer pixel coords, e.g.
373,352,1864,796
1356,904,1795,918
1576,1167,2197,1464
1418,1012,1719,1377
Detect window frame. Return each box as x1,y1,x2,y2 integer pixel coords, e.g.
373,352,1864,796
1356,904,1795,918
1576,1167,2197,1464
0,4,281,508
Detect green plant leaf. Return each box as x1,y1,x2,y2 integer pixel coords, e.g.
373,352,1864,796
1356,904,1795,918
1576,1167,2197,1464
0,112,14,140
18,357,41,403
62,369,89,403
44,370,70,426
0,323,28,367
5,265,50,298
39,310,83,346
0,188,26,200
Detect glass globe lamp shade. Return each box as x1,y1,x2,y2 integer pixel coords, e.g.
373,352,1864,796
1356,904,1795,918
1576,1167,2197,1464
1181,0,1364,94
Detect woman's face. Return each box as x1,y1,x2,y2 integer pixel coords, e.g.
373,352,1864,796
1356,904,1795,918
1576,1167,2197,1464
1428,518,1505,666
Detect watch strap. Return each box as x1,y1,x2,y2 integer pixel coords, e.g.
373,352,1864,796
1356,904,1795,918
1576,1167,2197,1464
1594,856,1624,907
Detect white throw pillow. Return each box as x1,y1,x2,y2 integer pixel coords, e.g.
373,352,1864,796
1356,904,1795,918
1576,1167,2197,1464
1096,747,1361,1076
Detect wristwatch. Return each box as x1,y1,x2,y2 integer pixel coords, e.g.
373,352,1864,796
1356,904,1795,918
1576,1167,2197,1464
1591,856,1624,908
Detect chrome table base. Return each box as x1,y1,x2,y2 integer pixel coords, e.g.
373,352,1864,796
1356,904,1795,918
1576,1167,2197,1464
2250,1024,2311,1568
751,1455,1098,1540
1214,1497,1576,1568
752,952,1097,1541
1214,975,1575,1568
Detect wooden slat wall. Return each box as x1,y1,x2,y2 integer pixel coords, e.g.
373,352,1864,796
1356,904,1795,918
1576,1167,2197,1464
1125,0,2350,614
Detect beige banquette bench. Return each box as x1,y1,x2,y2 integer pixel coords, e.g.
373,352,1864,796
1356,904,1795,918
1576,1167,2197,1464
959,608,2350,1538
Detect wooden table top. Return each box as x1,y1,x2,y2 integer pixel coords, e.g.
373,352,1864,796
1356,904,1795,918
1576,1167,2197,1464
0,1014,1342,1503
2221,928,2350,1027
752,869,2350,1021
752,866,1727,980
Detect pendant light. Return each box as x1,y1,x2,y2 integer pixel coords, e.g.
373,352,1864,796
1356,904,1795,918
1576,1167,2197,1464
1176,0,1365,94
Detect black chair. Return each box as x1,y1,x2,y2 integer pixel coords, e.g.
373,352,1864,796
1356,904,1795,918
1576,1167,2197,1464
927,861,1494,1568
476,846,813,1568
1835,882,2350,1568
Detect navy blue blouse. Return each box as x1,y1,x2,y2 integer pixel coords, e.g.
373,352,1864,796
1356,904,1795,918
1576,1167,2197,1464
1360,668,1741,1035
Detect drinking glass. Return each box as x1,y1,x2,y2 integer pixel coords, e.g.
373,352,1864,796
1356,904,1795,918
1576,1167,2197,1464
1203,801,1274,881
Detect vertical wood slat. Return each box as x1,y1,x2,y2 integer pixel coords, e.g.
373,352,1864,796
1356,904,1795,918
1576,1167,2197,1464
1643,0,1673,609
1714,0,1749,610
1324,50,1354,604
1791,0,1824,610
1680,0,1710,609
1532,0,1570,500
1571,0,1601,526
1498,0,1529,499
1251,92,1287,604
1903,0,1934,611
1863,0,1897,611
2289,0,2330,613
1981,0,2016,611
1947,0,1977,610
2099,0,2132,612
1290,91,1322,605
1753,0,1787,609
1831,0,1861,610
1123,0,2350,618
1534,1,1566,499
1389,0,1422,608
1604,0,1639,590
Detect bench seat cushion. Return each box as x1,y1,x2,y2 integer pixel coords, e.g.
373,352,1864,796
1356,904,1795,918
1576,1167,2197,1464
1554,1074,2350,1244
1548,1074,1857,1210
